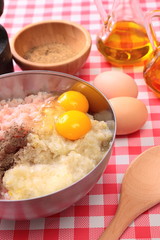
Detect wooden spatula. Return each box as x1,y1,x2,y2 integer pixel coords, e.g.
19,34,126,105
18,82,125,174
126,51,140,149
99,145,160,240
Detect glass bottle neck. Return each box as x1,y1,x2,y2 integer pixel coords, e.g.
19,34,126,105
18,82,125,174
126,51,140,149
112,0,144,25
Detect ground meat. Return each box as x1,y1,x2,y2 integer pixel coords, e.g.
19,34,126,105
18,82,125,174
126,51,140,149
0,126,29,175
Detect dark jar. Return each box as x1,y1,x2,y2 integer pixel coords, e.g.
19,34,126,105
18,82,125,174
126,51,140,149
0,0,4,17
0,24,14,74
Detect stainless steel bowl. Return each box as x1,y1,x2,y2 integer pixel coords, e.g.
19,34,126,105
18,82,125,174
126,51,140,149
0,70,116,220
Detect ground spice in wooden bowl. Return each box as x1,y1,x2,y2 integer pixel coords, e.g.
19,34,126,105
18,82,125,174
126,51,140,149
24,42,76,64
11,20,92,74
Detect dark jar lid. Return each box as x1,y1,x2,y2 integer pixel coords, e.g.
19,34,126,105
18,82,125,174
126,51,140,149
0,25,14,74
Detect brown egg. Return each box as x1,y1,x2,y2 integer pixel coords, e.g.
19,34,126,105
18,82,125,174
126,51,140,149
109,97,148,135
94,71,138,99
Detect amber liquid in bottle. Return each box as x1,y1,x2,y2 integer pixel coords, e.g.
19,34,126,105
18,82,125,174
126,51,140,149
143,50,160,97
96,21,153,66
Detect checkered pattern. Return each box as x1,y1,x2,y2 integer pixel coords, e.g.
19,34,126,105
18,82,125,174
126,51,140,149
0,0,160,239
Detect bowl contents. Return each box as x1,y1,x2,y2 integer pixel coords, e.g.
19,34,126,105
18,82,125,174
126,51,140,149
93,71,138,99
109,97,148,135
0,91,113,200
24,42,76,64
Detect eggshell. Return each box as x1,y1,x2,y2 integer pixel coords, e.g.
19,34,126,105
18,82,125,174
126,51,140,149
93,71,138,99
109,97,148,135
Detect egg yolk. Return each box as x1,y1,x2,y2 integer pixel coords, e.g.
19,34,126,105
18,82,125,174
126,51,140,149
57,91,89,113
55,110,91,140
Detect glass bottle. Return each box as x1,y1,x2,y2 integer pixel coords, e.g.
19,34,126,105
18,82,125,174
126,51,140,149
143,10,160,98
94,0,159,66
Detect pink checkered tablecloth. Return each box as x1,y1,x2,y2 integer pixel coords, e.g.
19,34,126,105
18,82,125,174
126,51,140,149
1,0,160,239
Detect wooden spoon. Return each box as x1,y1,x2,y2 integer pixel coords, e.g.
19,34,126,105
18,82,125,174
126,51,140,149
99,145,160,240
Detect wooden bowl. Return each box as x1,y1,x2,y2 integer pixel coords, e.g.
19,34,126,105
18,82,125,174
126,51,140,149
10,20,92,75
